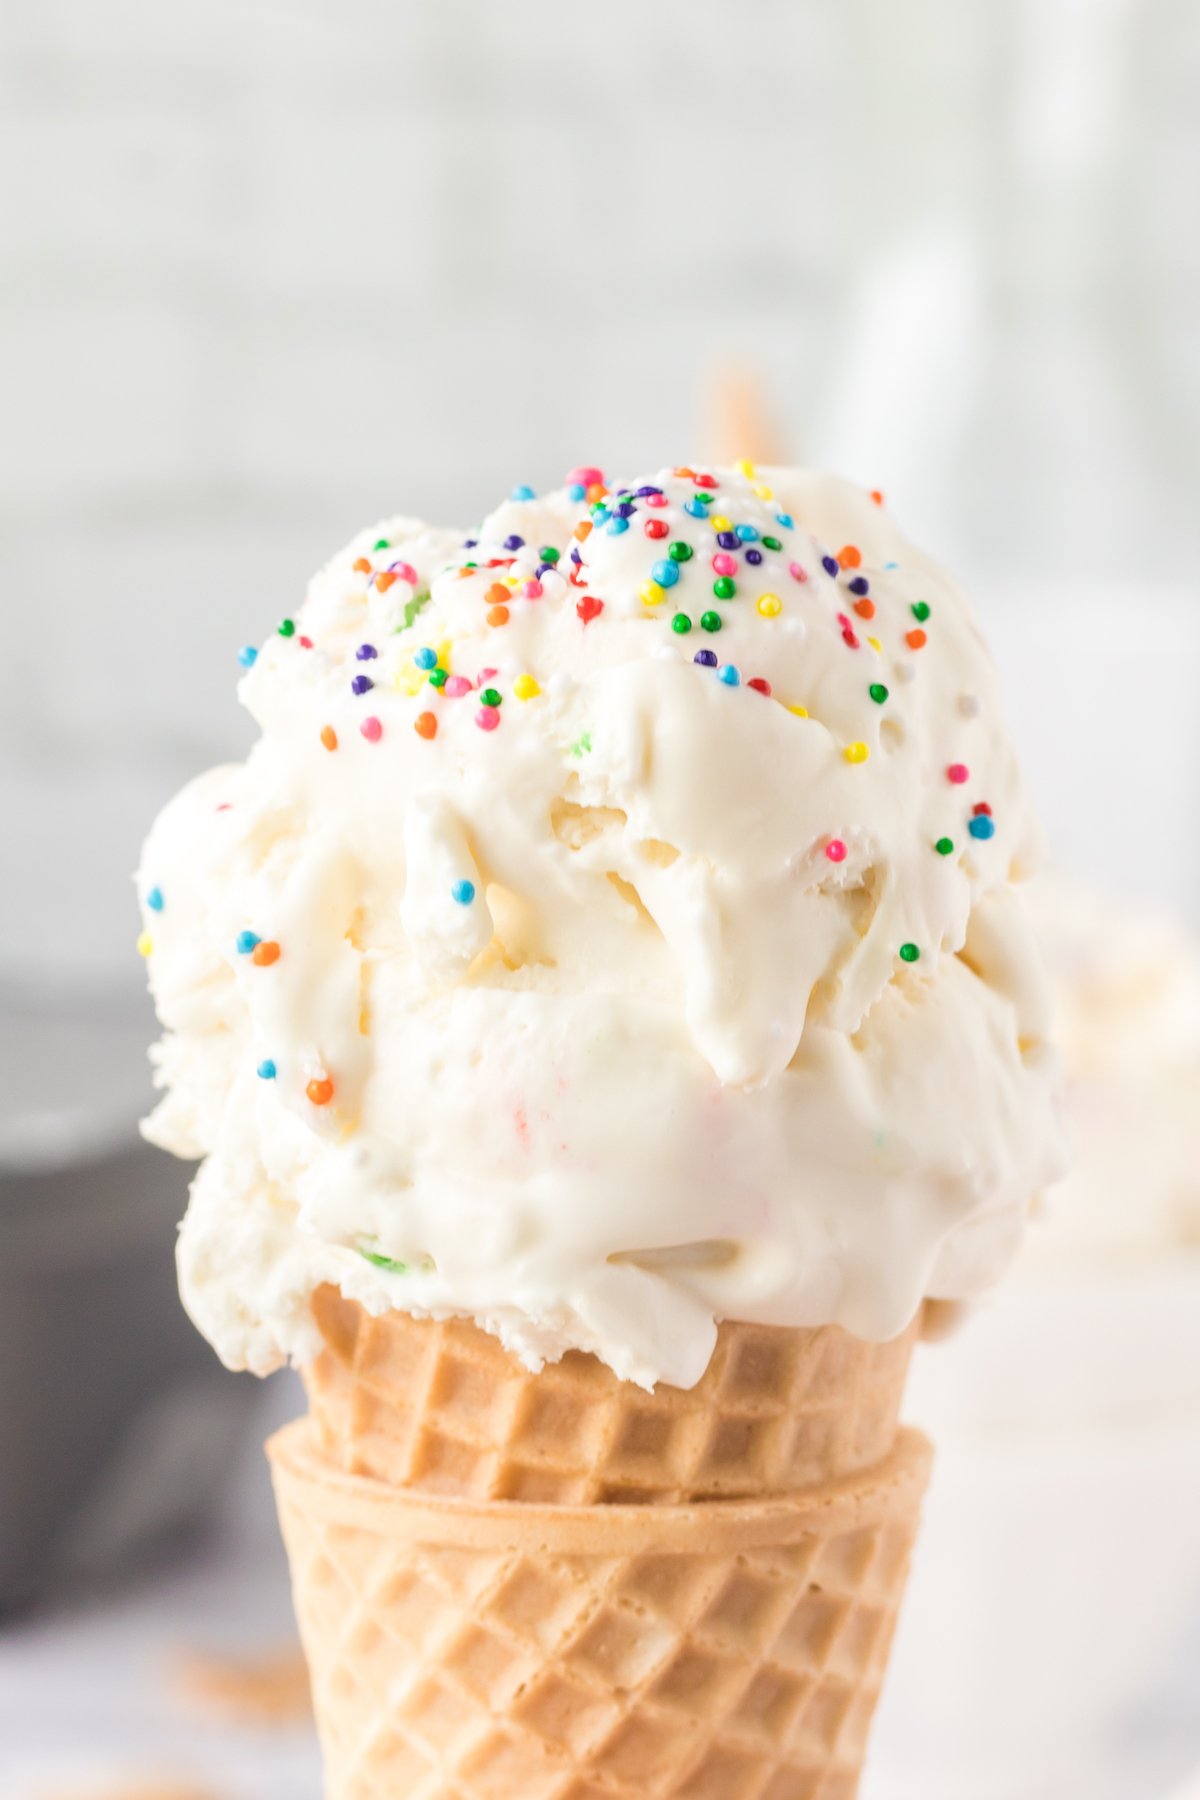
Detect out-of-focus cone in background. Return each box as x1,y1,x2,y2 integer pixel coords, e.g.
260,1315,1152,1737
700,362,789,468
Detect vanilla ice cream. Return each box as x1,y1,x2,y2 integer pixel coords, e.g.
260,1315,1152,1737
138,464,1065,1386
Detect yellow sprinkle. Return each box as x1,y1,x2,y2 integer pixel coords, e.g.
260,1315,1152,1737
394,661,425,696
844,741,870,763
756,593,782,618
137,932,154,958
867,635,882,653
787,703,809,718
709,515,731,532
754,484,775,501
504,576,520,591
640,580,666,607
513,673,540,701
436,638,453,671
736,459,757,478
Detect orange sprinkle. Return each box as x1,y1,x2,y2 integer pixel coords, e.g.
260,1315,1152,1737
586,482,607,504
375,570,398,593
853,599,875,620
674,465,695,479
306,1077,334,1107
906,628,928,651
870,490,885,506
487,605,510,627
574,519,592,542
414,712,438,740
485,583,509,605
320,725,338,752
352,557,372,573
837,545,862,569
252,940,281,967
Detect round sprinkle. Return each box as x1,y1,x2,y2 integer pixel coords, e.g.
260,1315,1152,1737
476,705,501,731
854,598,876,620
668,541,694,562
136,932,153,958
414,712,437,739
685,497,709,518
443,675,471,698
747,677,772,696
745,547,763,565
479,687,502,709
712,552,738,577
361,716,383,742
757,594,782,618
640,581,666,607
485,583,509,605
503,534,525,551
487,605,510,627
566,483,586,502
709,514,732,532
947,763,969,784
451,880,476,905
869,683,889,704
252,940,281,967
513,673,540,701
821,555,839,577
788,703,809,717
651,560,680,588
306,1076,334,1107
511,484,535,502
373,537,390,551
414,646,438,670
911,601,931,622
789,561,808,583
712,576,736,600
906,628,928,650
277,618,296,638
237,645,258,669
935,837,955,856
969,815,996,841
700,610,722,632
644,518,669,539
776,512,794,529
736,524,759,542
236,931,260,954
762,535,783,552
257,1059,277,1080
848,577,870,597
899,942,921,964
320,724,338,752
606,516,629,535
844,742,870,763
356,643,378,661
351,674,374,696
718,665,741,686
428,667,448,689
825,839,847,863
694,648,718,667
146,886,164,913
539,545,560,564
671,612,692,634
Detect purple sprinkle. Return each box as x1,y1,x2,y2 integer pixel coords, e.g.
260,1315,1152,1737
616,501,635,519
536,562,553,578
356,643,378,661
694,648,718,667
821,555,839,578
570,547,582,564
745,548,763,566
463,537,478,549
635,485,662,497
849,576,870,596
716,531,738,550
503,534,525,551
351,674,374,696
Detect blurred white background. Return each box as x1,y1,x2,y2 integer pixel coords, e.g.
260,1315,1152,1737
3,0,1200,1003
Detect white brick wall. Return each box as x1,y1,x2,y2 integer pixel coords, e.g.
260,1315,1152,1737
3,0,1199,987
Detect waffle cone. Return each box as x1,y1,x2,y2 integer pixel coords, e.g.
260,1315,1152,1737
269,1418,931,1800
304,1288,921,1505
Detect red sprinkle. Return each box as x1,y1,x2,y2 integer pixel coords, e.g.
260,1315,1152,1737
645,519,669,539
747,677,772,696
825,839,848,863
973,802,993,817
577,596,604,625
947,764,970,784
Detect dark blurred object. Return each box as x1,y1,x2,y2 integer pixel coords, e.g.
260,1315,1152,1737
0,997,258,1613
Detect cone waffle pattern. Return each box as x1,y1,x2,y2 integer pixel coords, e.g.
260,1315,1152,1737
270,1420,931,1800
304,1289,920,1505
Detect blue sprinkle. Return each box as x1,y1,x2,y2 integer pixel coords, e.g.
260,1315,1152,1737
884,560,899,570
414,646,438,670
237,645,258,669
969,815,996,841
146,886,164,913
651,560,680,588
718,665,741,686
821,555,839,578
237,930,260,955
849,576,870,596
451,879,476,905
351,674,374,696
776,512,795,529
567,483,586,502
685,497,709,518
694,648,718,667
593,506,610,524
356,643,378,661
503,534,525,551
606,516,629,535
257,1059,277,1080
735,524,759,542
745,548,763,566
511,484,536,502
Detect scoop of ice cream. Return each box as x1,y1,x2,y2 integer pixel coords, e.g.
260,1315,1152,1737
138,464,1065,1386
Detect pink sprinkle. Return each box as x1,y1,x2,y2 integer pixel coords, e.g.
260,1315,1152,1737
947,763,970,784
361,716,383,742
644,492,668,508
789,562,808,582
567,465,604,489
825,839,848,863
475,706,501,731
298,635,313,649
747,677,772,697
444,674,471,698
523,579,543,600
389,560,418,586
477,667,498,686
712,552,738,577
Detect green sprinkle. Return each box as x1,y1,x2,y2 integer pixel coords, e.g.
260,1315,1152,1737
911,601,931,622
762,535,783,552
539,545,560,564
397,589,432,632
480,686,502,708
935,837,955,856
277,618,295,637
668,541,694,562
700,610,722,632
671,613,692,634
899,942,921,963
373,538,390,552
869,683,889,704
569,730,593,757
713,576,736,601
428,667,448,688
359,1246,408,1273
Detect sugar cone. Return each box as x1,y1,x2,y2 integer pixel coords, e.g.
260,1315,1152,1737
304,1288,921,1505
269,1418,931,1800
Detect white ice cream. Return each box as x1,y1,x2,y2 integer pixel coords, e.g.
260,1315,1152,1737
138,464,1065,1386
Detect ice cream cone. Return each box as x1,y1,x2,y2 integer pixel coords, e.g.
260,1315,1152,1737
304,1287,922,1506
269,1417,931,1800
